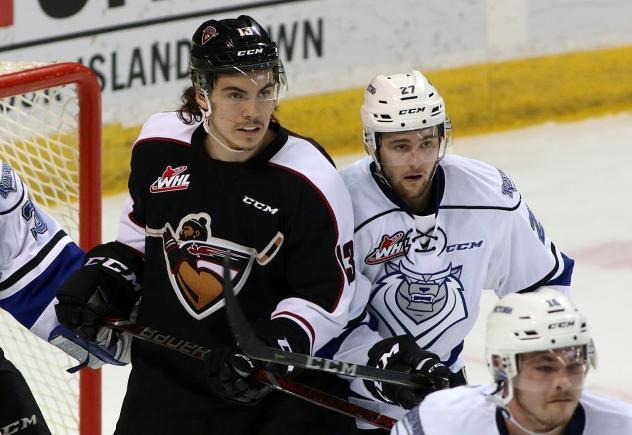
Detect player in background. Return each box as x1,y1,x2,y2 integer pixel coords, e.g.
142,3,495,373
391,287,632,434
325,70,574,431
0,161,129,434
54,15,362,434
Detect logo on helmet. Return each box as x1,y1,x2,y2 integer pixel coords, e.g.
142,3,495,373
237,48,264,56
201,26,218,44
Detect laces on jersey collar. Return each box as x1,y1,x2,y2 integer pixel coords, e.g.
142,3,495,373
412,228,438,252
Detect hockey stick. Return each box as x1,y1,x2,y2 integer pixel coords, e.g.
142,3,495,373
104,319,395,430
221,254,425,388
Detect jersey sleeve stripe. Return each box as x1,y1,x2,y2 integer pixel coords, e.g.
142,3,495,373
272,310,316,352
0,242,82,329
518,242,563,293
0,230,68,291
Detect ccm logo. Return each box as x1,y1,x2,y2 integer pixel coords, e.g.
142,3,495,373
237,48,264,56
398,107,424,115
549,321,575,329
243,195,278,215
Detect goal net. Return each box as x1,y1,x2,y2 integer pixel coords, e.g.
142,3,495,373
0,62,102,435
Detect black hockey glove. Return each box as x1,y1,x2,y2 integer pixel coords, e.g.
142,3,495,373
363,335,450,409
206,317,310,405
55,242,143,341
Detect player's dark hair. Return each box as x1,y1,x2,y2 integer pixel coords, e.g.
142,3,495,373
177,86,203,124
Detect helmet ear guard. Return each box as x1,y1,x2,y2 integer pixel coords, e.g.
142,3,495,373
484,287,596,405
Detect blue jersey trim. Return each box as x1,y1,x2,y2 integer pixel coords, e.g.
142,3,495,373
0,242,83,329
546,251,574,286
316,313,378,359
445,340,464,368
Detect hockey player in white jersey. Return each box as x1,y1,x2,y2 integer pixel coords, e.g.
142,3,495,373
326,70,574,431
0,161,128,433
391,288,632,435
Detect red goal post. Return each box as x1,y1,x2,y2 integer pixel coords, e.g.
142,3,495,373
0,62,102,435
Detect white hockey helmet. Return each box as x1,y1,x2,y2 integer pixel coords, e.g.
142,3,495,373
361,70,451,174
485,288,596,404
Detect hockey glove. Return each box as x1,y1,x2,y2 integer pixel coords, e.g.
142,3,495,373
206,348,269,405
55,241,143,341
205,317,310,405
363,335,450,409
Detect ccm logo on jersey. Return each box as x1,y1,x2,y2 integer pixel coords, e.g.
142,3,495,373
365,231,409,264
150,166,190,193
446,240,484,252
243,195,278,214
1,415,38,434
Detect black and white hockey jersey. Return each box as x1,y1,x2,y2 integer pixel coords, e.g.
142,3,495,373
115,112,357,408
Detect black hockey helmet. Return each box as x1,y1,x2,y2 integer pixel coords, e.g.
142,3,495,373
189,15,286,95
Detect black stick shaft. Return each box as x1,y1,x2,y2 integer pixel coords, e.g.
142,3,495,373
104,320,395,430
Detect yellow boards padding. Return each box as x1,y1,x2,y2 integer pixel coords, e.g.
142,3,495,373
102,45,632,194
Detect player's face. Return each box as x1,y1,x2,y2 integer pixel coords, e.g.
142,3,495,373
508,348,586,432
179,225,195,240
199,69,278,153
378,128,440,209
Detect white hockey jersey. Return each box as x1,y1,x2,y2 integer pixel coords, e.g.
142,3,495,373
0,161,83,341
391,385,632,435
327,155,573,427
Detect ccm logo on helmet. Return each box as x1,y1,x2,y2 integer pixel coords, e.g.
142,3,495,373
549,321,575,329
398,107,424,115
237,48,264,56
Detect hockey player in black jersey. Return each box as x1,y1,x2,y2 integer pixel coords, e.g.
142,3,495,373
55,15,360,434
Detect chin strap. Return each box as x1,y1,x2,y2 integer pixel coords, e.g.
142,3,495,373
200,90,246,154
499,407,562,435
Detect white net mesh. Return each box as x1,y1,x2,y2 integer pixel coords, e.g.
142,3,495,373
0,61,87,435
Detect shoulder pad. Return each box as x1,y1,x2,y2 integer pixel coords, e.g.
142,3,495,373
440,155,521,209
133,112,200,148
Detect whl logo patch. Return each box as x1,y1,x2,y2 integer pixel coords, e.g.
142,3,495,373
150,165,190,193
365,230,410,264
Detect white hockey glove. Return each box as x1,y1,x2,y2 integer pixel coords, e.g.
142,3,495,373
48,324,131,373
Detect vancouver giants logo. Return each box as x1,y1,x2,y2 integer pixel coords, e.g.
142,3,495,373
150,165,190,193
365,231,411,264
147,213,284,320
369,261,468,347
